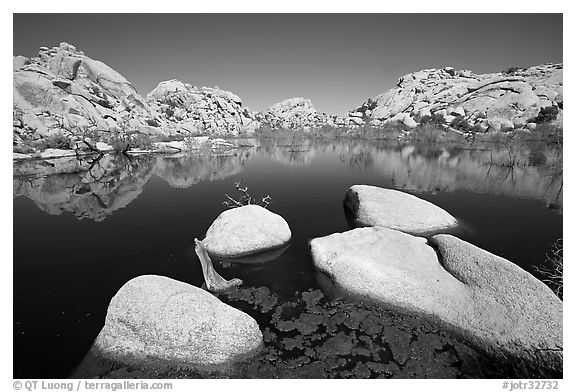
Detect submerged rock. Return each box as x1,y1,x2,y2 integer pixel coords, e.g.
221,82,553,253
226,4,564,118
92,275,263,372
344,185,457,235
310,227,563,376
203,205,291,258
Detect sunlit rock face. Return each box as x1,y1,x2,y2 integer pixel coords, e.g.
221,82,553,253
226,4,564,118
350,64,563,131
146,80,260,136
310,227,563,377
92,275,263,372
13,42,168,152
344,185,458,235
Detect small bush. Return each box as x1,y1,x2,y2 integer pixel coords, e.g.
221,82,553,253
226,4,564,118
37,133,73,150
502,66,526,75
450,116,472,132
531,106,559,124
418,113,445,126
534,239,563,299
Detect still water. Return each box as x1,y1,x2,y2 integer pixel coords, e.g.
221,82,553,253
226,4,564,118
13,138,562,378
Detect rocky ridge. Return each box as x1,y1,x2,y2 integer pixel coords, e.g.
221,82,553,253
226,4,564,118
347,64,563,132
146,79,260,137
256,98,340,131
14,43,563,158
13,43,168,153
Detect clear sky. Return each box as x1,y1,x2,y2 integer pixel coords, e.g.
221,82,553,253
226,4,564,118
13,14,563,115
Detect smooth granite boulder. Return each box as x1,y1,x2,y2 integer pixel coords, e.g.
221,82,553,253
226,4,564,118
344,185,458,235
203,205,291,258
92,275,263,371
310,227,563,376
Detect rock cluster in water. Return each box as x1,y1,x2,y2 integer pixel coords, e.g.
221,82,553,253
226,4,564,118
309,185,562,376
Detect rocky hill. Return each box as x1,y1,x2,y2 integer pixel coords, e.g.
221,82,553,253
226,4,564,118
146,80,260,136
256,98,339,130
13,42,171,153
13,42,563,158
12,43,257,157
348,64,563,132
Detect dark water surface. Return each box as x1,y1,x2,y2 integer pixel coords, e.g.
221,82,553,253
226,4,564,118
13,138,562,378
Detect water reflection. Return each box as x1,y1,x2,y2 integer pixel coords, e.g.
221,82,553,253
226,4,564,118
13,139,562,221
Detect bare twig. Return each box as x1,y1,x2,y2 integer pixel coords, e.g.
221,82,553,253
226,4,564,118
534,239,563,299
222,178,272,209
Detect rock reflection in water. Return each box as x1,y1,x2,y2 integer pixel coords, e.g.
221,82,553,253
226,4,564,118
13,150,252,221
13,139,562,221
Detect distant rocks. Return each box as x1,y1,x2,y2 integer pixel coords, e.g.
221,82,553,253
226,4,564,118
13,41,563,155
344,185,458,235
146,80,260,137
352,63,563,132
258,98,337,131
203,205,292,258
92,275,263,372
310,227,563,376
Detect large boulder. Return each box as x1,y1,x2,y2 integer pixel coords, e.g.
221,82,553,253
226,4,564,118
202,205,291,258
92,275,263,372
344,185,458,235
310,227,562,376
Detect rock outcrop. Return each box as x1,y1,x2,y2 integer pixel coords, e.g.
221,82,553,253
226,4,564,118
146,80,260,136
13,42,170,154
12,43,258,155
92,275,263,372
258,98,338,131
350,64,563,132
344,185,458,235
310,227,563,376
202,205,292,258
13,43,562,151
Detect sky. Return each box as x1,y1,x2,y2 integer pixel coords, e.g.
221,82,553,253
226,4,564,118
13,14,563,115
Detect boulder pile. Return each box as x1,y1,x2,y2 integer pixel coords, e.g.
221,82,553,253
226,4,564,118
257,98,338,131
13,42,170,154
13,42,563,155
146,80,260,137
349,64,563,132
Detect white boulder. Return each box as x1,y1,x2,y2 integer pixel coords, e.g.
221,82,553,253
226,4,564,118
93,275,263,371
203,205,291,258
344,185,457,235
